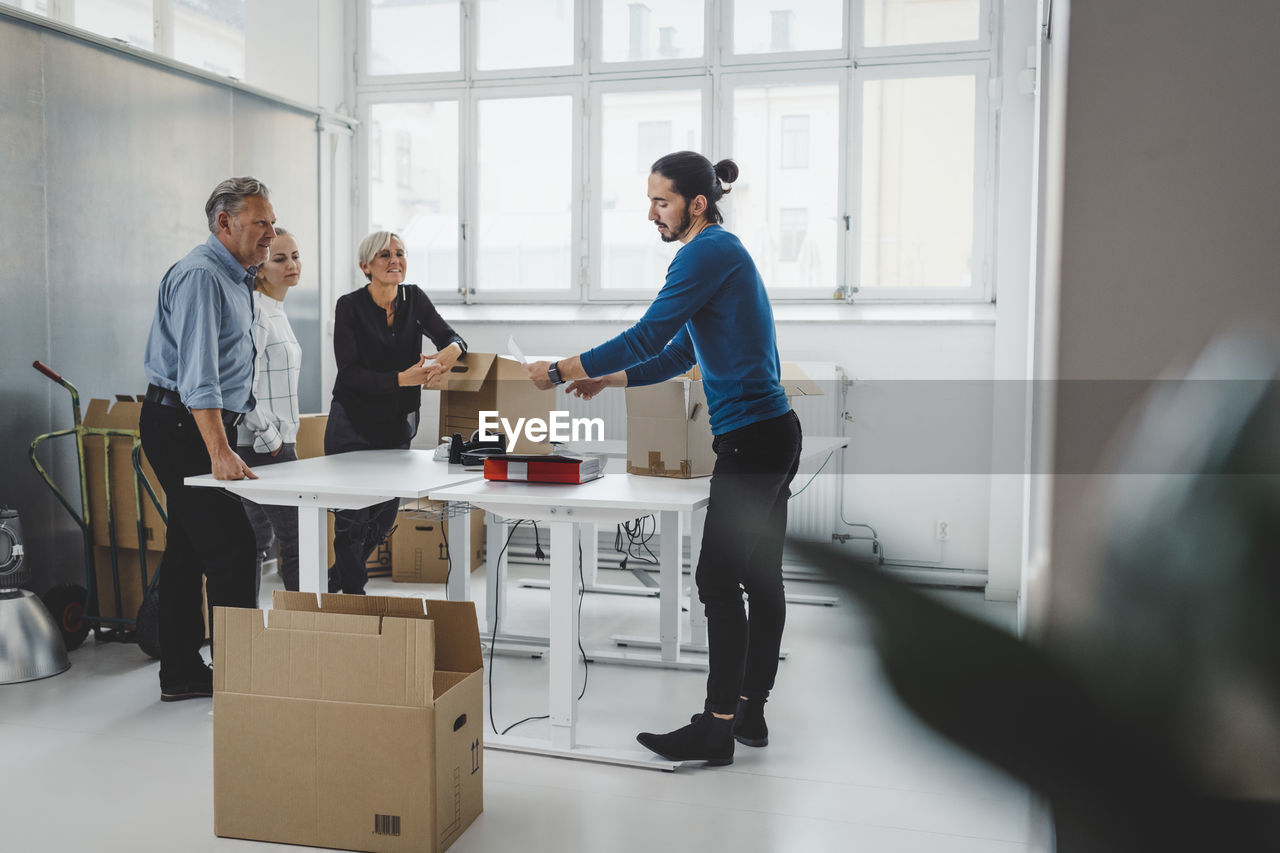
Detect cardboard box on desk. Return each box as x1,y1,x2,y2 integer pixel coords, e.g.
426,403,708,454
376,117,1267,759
429,352,555,455
392,500,485,584
625,364,823,479
213,591,484,853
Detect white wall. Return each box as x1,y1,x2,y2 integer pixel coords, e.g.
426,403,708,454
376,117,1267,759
245,0,348,113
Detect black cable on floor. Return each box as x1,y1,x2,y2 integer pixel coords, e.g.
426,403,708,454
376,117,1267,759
497,530,591,736
488,519,526,735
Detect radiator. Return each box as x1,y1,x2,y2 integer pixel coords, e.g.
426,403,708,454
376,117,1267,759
559,362,847,543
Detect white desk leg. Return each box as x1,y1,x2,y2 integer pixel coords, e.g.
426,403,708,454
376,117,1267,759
548,518,580,751
485,512,507,632
445,502,471,602
688,507,707,646
298,506,325,594
659,510,683,663
581,522,598,588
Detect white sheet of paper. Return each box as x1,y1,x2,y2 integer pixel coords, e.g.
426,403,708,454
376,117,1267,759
507,336,528,364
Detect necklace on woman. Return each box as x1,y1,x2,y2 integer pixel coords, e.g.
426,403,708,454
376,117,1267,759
371,284,397,326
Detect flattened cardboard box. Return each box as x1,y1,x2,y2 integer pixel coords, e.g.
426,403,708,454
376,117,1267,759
213,592,484,853
91,545,161,621
625,364,823,479
83,397,167,551
428,352,555,455
392,500,486,584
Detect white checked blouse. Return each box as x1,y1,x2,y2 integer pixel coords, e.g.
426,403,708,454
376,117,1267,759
238,290,302,454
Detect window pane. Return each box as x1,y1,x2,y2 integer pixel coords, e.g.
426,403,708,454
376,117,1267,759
732,0,842,55
599,0,703,63
174,0,245,79
600,90,702,291
75,0,154,50
369,101,460,296
860,75,975,288
368,0,460,75
6,0,50,16
476,0,574,70
730,83,839,290
477,96,572,292
863,0,981,48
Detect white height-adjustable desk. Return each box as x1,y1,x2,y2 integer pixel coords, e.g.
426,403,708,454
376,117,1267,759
485,435,851,664
185,450,484,598
428,474,711,770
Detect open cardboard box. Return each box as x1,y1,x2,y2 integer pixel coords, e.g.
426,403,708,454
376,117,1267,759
429,352,555,455
625,363,823,479
213,591,484,853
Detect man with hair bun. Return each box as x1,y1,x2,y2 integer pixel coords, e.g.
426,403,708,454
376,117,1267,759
527,151,802,766
141,177,276,702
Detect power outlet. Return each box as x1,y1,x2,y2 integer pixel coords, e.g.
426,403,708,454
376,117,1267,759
935,520,950,541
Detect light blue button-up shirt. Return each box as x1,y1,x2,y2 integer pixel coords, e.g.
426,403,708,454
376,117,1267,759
143,233,257,413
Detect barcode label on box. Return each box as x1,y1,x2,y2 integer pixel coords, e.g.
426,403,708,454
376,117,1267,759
374,814,401,836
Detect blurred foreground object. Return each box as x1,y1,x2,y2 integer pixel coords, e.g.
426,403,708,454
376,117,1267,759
792,331,1280,851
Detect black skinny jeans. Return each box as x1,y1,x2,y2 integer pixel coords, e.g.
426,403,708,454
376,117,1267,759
697,410,802,715
138,402,257,683
323,400,412,594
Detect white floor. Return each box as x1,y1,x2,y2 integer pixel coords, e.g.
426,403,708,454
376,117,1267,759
0,561,1046,853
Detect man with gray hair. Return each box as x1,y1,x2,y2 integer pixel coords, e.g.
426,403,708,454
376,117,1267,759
140,177,276,702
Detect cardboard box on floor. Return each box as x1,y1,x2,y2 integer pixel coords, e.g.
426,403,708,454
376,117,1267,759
81,397,169,618
213,591,484,853
625,364,823,479
429,352,555,455
83,397,166,551
392,500,485,584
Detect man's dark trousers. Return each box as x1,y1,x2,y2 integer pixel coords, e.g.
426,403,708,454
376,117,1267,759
139,401,257,684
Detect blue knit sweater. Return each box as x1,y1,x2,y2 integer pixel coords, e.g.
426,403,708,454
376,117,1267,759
580,225,789,436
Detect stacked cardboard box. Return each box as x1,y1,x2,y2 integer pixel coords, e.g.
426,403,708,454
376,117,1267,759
213,591,484,852
82,397,166,618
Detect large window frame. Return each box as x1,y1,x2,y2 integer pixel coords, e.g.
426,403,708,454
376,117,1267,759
468,82,585,303
588,75,714,301
357,88,467,298
719,67,850,301
850,57,994,300
355,0,999,305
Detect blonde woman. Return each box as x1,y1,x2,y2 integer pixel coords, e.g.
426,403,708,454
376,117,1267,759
323,231,467,594
237,227,303,593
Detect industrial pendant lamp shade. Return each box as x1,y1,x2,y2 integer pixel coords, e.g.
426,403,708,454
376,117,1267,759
0,507,70,684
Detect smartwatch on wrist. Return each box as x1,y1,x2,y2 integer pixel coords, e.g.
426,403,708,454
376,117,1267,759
547,361,566,386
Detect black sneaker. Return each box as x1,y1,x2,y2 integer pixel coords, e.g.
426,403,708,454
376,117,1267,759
160,663,214,702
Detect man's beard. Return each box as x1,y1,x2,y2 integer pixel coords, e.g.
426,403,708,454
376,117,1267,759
659,207,692,243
